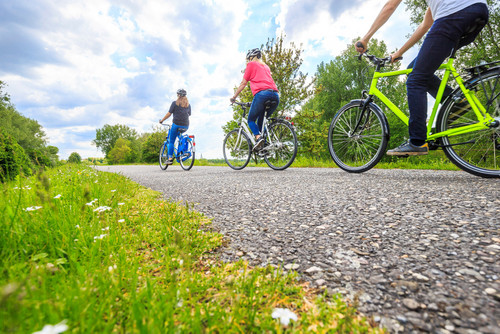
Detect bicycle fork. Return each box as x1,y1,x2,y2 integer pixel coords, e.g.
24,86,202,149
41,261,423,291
352,95,374,135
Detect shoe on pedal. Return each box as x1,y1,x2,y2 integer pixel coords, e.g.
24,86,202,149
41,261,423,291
166,158,174,165
253,137,265,152
387,140,429,156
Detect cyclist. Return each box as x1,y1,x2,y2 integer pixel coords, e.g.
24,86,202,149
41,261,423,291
355,0,489,156
159,89,192,164
230,48,280,151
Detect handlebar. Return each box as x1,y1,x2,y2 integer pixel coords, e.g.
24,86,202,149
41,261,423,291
357,51,402,67
232,101,252,108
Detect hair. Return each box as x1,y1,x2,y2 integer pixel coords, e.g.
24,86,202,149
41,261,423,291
247,56,265,65
176,95,189,108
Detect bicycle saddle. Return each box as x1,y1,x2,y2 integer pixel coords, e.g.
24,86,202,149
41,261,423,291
178,128,188,134
264,100,278,111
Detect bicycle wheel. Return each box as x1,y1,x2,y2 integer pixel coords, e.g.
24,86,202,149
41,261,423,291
159,142,169,170
437,69,500,178
263,120,297,170
328,101,389,173
179,138,195,171
223,129,251,170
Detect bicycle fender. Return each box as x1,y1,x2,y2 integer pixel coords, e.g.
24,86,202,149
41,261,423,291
348,99,391,138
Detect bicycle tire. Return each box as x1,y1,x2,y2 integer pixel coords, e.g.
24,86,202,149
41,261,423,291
328,101,389,173
223,129,251,170
263,120,297,170
159,142,169,170
179,138,195,171
437,68,500,178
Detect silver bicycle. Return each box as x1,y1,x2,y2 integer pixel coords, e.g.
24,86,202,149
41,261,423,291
223,101,298,170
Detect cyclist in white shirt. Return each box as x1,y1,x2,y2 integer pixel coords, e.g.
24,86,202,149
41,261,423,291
355,0,489,155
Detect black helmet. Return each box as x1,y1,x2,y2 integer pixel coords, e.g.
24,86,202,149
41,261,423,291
177,89,187,96
246,48,262,60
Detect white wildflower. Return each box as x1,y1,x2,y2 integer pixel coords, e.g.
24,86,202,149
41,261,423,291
85,199,98,206
53,194,62,199
93,206,111,213
93,234,108,241
75,225,80,229
102,226,110,231
24,206,42,212
108,264,117,272
111,189,116,192
32,320,68,334
272,308,298,326
118,219,125,223
118,203,125,206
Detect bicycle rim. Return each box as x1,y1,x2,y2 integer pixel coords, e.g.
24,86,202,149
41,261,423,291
223,129,251,170
180,139,195,171
328,102,388,173
438,69,500,178
159,143,169,170
263,121,297,170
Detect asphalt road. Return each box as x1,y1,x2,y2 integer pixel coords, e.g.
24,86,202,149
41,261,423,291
95,165,500,333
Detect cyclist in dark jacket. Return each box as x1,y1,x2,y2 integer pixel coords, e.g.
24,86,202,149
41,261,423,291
355,0,488,156
159,89,191,164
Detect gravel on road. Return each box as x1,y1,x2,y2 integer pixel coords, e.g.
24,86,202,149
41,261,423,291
96,165,500,333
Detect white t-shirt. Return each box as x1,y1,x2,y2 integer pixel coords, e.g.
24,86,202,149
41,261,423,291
426,0,487,20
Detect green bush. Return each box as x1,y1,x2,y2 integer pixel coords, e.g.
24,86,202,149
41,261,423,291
67,152,82,164
0,128,33,182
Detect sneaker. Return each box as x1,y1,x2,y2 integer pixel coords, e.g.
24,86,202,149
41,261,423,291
166,158,174,165
387,140,429,156
253,137,265,152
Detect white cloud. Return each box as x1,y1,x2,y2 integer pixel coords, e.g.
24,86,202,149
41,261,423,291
1,0,417,159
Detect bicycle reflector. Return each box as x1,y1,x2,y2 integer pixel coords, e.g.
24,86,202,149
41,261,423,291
189,135,195,146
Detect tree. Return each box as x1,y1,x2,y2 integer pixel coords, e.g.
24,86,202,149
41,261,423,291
93,124,138,158
0,81,56,168
0,128,33,182
403,0,500,67
141,126,169,163
108,138,132,164
67,152,82,164
223,34,314,134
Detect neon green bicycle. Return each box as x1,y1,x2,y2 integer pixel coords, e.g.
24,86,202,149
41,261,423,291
327,50,500,178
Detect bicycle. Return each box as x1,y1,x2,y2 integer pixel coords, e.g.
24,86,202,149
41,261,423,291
159,124,195,171
327,45,500,178
223,101,298,170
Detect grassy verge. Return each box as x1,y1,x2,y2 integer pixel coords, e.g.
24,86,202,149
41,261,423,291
1,165,383,333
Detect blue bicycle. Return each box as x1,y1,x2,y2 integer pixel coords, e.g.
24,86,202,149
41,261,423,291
159,124,195,170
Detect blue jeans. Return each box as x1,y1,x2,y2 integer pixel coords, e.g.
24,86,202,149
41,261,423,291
406,3,488,145
168,123,188,158
248,90,280,135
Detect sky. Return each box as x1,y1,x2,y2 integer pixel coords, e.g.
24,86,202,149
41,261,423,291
0,0,417,159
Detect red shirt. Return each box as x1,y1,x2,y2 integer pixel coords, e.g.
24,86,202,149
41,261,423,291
243,61,279,96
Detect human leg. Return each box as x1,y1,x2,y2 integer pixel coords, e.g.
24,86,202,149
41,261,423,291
168,123,186,160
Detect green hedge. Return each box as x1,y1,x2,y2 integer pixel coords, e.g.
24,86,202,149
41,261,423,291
0,128,33,182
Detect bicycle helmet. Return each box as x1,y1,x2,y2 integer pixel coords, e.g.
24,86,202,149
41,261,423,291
246,48,262,60
177,89,187,96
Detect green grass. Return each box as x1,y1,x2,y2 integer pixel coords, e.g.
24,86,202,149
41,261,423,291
1,165,383,333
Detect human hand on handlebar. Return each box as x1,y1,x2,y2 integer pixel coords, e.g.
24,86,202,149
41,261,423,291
389,50,403,64
355,40,367,53
230,97,236,104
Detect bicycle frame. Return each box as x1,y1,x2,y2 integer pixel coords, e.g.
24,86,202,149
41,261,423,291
368,57,497,141
162,124,195,162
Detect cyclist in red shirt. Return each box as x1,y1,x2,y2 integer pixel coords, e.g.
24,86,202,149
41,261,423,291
230,48,280,151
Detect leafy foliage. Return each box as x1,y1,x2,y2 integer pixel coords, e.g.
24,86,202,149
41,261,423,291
93,124,138,158
142,126,169,163
0,128,34,182
67,152,82,164
107,138,133,164
0,81,58,168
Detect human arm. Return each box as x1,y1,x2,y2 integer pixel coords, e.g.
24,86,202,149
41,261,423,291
390,7,433,62
355,0,403,53
159,112,172,123
230,78,248,103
